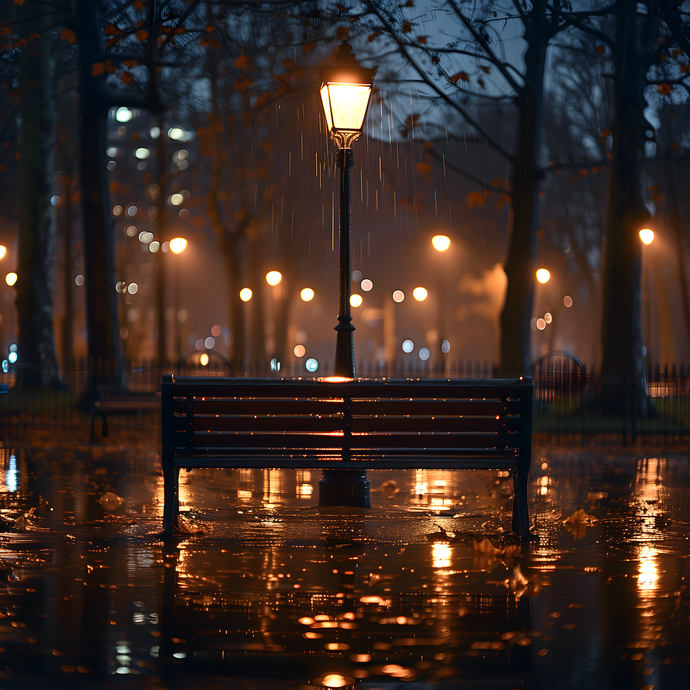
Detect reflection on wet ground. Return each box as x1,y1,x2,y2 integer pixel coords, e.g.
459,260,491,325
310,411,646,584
0,440,688,689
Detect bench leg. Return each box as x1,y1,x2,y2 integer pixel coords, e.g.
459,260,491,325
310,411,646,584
163,464,180,538
512,466,532,540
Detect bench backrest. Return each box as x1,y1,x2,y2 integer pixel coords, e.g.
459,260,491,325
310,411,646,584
161,376,533,463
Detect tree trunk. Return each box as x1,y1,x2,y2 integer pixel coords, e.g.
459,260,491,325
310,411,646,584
498,9,548,377
60,171,75,368
155,116,169,369
14,5,62,388
76,0,126,398
598,0,652,415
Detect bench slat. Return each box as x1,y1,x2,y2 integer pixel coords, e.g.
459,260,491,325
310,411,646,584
182,431,507,450
173,399,519,417
171,455,518,470
184,415,522,434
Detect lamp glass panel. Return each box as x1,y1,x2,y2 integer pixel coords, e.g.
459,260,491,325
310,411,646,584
325,83,371,131
320,85,334,131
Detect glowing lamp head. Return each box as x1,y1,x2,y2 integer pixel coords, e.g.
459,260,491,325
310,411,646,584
300,287,315,302
432,235,450,252
5,272,17,287
536,268,550,284
266,270,282,286
239,288,253,302
413,287,428,301
639,228,654,245
319,42,377,141
169,237,187,254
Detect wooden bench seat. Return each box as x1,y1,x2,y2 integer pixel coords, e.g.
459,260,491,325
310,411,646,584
160,375,534,538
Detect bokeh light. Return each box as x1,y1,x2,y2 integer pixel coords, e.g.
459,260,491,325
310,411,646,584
432,235,450,252
392,290,405,303
294,345,306,357
350,294,363,307
169,237,187,254
413,287,428,301
300,288,314,302
361,279,373,291
5,273,17,287
239,288,253,302
0,246,5,259
266,271,282,286
200,353,209,366
564,295,573,308
305,358,318,372
639,228,654,245
419,347,430,360
402,340,414,353
536,268,550,284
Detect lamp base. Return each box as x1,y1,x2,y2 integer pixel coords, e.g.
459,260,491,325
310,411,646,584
318,470,370,508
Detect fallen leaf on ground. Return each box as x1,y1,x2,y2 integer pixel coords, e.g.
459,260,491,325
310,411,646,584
426,523,453,542
173,515,206,534
564,508,597,525
377,479,399,497
98,492,124,511
472,537,521,558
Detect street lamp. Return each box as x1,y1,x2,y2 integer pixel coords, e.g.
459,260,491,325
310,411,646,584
639,228,655,363
432,235,451,370
319,41,376,377
317,42,376,509
169,237,187,361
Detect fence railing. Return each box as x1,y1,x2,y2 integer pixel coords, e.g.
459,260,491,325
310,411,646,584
1,354,689,442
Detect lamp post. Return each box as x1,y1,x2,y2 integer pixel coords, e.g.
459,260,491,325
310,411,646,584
639,228,654,366
317,41,376,507
431,235,450,372
319,41,376,377
169,237,187,362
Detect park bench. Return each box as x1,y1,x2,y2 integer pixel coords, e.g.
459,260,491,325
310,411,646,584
160,375,534,538
90,386,161,441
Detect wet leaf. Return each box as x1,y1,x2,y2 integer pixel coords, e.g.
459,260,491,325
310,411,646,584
472,537,521,558
98,492,124,512
564,508,597,525
173,515,205,534
450,72,469,84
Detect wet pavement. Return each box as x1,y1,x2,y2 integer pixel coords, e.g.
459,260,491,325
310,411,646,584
0,434,688,689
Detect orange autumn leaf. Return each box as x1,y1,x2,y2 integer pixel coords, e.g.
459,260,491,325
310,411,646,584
0,27,10,36
91,62,106,76
336,26,349,40
466,191,484,209
205,26,214,32
658,83,672,95
431,56,440,64
233,53,254,71
104,24,122,36
136,30,149,41
480,65,491,73
199,35,219,47
596,45,605,54
59,132,68,142
418,36,427,44
673,48,681,57
450,72,469,84
415,162,431,179
124,59,138,68
121,71,133,84
14,0,25,5
368,31,381,42
60,28,76,43
402,22,412,33
302,42,316,53
682,65,689,73
673,141,680,150
133,0,144,7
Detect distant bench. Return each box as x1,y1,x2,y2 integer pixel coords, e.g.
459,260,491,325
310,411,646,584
90,387,161,441
160,375,534,538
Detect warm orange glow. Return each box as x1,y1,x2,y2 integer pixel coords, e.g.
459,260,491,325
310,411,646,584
5,272,17,287
0,246,6,260
639,228,654,245
200,353,209,366
536,268,550,284
239,288,252,302
320,376,353,383
413,287,428,301
432,235,450,252
266,270,282,286
300,287,314,302
169,237,187,254
350,293,363,307
320,83,372,132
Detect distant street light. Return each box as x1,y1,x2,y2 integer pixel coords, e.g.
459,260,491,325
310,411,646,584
536,268,551,284
5,273,17,287
0,245,6,260
413,287,428,301
239,288,253,302
300,287,315,302
639,228,654,245
266,270,282,286
319,40,376,378
432,235,450,252
317,41,376,510
169,237,187,254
